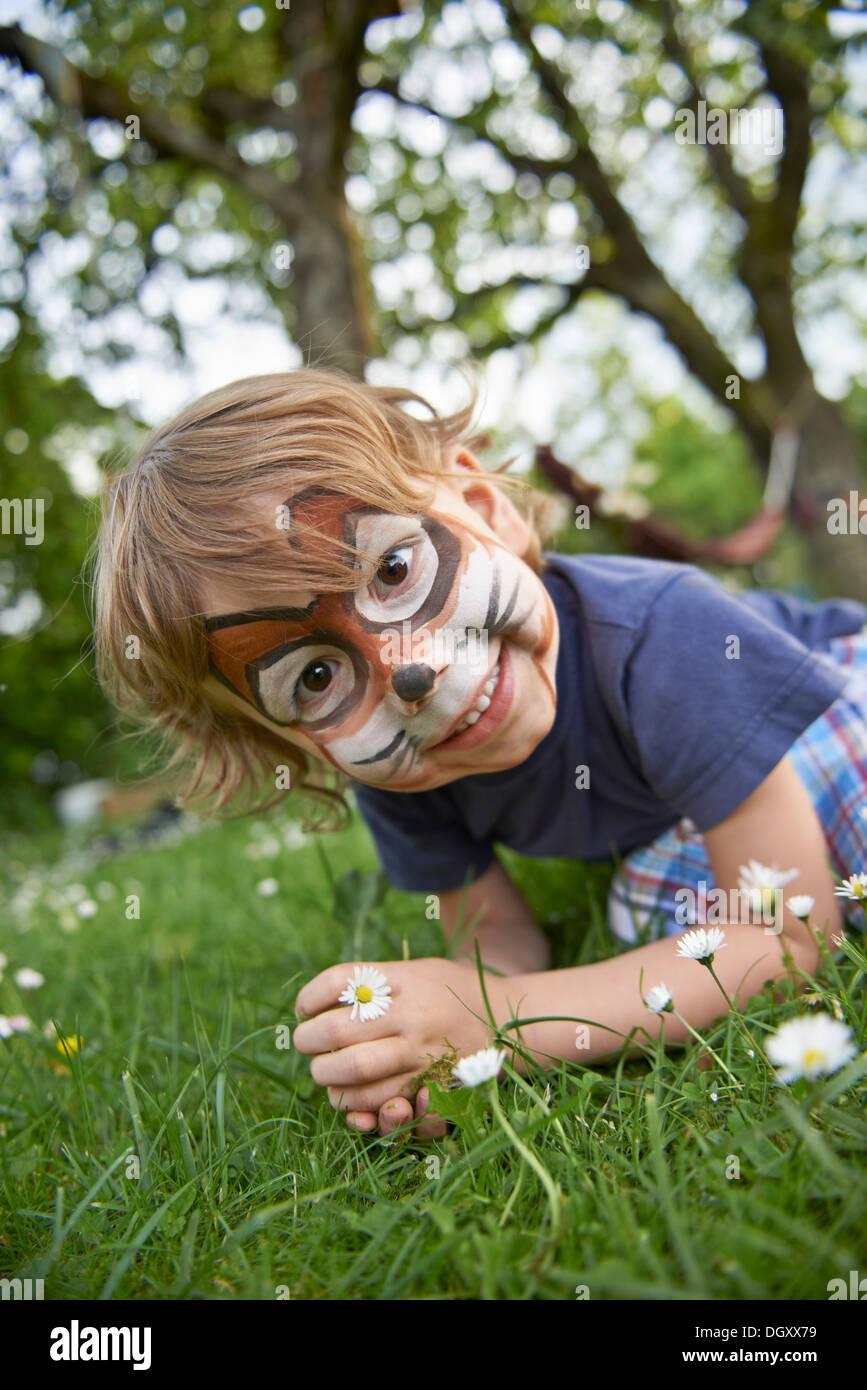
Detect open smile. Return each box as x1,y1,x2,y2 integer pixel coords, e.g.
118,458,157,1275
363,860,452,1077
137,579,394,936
429,643,514,753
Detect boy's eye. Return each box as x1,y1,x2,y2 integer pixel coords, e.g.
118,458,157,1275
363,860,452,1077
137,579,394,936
376,551,409,587
253,645,357,725
353,526,439,625
299,660,332,695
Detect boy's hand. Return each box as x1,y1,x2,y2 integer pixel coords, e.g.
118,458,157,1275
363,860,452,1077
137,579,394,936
293,957,509,1138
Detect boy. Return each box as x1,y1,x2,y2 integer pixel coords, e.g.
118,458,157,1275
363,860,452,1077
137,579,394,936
93,368,867,1139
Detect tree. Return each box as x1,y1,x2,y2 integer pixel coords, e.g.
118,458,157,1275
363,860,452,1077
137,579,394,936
362,0,865,593
0,323,126,826
0,0,399,823
0,0,398,374
0,1,864,643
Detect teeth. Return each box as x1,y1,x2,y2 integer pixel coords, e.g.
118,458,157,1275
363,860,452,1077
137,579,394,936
450,663,502,736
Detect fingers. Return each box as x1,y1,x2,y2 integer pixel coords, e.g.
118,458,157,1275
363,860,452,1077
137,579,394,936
343,1100,413,1135
346,1110,378,1133
378,1097,414,1135
294,1004,398,1057
327,1069,420,1114
311,1036,408,1090
295,962,348,1020
344,1092,447,1139
414,1085,448,1138
295,961,395,1022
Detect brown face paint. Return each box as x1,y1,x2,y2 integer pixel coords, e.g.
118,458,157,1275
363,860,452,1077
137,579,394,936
205,600,318,718
204,488,559,786
205,494,468,729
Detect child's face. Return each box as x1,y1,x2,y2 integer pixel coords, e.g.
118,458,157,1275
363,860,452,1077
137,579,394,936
201,457,559,792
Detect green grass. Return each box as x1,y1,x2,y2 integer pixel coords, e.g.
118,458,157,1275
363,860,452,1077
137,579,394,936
1,806,866,1300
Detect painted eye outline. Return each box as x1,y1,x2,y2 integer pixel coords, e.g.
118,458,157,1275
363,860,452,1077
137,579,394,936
247,630,368,730
348,514,461,631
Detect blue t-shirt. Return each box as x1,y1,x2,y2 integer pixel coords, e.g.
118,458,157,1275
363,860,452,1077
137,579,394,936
352,554,867,892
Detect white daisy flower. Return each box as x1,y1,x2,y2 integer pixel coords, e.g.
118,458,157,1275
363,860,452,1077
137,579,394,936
256,877,279,897
644,983,673,1014
675,927,728,963
282,823,309,850
765,1013,857,1084
14,968,44,990
834,873,867,903
738,860,799,917
452,1046,507,1087
785,895,815,920
0,1014,32,1038
338,965,392,1023
76,899,98,919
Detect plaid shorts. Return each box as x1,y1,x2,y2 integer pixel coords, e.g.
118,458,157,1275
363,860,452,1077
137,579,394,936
607,625,867,943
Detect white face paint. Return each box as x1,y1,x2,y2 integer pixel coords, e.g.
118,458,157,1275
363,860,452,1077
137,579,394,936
205,487,560,792
325,531,550,778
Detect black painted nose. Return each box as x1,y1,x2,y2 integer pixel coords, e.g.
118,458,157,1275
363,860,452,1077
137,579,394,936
391,663,436,703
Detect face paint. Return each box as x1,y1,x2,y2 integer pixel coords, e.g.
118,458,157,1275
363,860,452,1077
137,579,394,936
204,488,558,790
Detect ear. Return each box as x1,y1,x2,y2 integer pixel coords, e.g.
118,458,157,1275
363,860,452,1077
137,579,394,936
448,448,532,556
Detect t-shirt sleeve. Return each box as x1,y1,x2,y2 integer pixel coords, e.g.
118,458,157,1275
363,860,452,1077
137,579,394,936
351,783,496,892
739,589,867,648
619,569,851,832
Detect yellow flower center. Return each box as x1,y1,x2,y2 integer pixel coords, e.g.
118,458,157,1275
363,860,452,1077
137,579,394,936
803,1048,826,1069
356,986,373,1003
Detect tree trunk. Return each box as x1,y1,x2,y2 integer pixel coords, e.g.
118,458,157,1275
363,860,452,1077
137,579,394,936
276,0,382,377
791,392,866,599
287,196,374,376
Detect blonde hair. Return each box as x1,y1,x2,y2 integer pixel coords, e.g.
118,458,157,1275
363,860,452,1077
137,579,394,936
89,367,557,827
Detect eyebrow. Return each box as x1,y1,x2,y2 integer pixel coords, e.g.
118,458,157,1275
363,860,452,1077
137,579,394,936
203,601,319,632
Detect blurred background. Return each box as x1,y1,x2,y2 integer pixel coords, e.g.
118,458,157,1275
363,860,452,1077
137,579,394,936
1,0,866,836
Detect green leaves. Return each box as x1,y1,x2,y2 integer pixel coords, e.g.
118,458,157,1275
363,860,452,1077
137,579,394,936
330,867,391,962
423,1078,474,1123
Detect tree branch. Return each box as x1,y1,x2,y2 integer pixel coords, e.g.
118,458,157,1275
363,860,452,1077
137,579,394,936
375,27,775,444
461,264,611,354
497,2,778,441
201,84,296,134
372,76,580,184
0,24,308,226
758,40,812,254
652,0,756,223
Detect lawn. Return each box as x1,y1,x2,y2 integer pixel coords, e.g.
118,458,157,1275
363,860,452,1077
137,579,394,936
1,802,865,1301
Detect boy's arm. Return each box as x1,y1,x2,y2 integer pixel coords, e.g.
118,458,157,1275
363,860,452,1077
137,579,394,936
294,758,843,1134
438,859,552,976
491,756,844,1070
